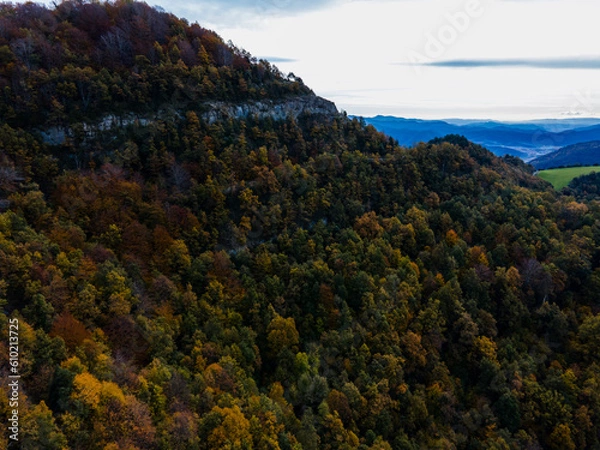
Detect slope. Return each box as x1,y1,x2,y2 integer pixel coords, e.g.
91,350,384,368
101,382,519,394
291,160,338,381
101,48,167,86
530,140,600,169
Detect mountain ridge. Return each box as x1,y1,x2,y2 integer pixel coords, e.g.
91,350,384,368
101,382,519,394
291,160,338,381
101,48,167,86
530,140,600,169
362,115,600,160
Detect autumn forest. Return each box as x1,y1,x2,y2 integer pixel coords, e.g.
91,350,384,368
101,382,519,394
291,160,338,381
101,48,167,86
1,1,600,449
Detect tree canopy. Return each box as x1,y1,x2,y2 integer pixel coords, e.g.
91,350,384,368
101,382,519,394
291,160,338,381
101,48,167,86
1,2,600,449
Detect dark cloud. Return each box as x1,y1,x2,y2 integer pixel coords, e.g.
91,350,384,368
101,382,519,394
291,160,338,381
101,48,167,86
163,0,339,24
260,56,298,63
414,57,600,69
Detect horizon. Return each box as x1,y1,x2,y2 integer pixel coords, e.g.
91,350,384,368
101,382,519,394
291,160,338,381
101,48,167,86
351,115,600,123
354,115,600,121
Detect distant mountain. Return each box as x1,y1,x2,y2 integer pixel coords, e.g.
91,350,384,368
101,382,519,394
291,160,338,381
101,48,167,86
361,116,600,160
530,141,600,169
519,118,600,132
443,118,600,132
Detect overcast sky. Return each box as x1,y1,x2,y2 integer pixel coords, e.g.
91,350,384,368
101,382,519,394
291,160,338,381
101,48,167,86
157,0,600,120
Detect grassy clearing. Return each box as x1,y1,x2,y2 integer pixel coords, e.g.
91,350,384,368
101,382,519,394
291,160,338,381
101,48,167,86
537,166,600,190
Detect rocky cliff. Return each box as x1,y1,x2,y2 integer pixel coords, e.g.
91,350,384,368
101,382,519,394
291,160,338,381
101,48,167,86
40,95,338,146
200,95,338,124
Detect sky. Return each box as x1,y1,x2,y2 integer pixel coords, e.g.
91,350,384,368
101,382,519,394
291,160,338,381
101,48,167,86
154,0,600,120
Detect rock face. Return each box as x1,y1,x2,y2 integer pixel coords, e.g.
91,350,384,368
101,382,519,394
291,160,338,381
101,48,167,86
40,114,152,146
200,95,339,124
39,95,338,146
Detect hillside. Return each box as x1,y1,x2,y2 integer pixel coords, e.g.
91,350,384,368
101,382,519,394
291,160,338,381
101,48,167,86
537,166,600,190
564,171,600,200
530,140,600,169
363,115,600,160
1,2,600,450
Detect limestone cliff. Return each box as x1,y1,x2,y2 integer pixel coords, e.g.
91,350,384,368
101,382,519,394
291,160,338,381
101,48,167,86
200,95,338,124
40,95,338,146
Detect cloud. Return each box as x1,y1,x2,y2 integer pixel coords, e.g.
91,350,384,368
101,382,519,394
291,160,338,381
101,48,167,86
161,0,341,26
259,56,298,63
411,57,600,69
206,0,336,13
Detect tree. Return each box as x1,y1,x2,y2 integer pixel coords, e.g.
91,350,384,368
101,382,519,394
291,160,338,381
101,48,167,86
576,314,600,362
50,312,91,352
267,314,299,356
205,405,252,449
20,401,68,450
548,423,575,450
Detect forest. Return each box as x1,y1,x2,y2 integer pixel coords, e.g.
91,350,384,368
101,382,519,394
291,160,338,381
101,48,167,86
1,1,600,449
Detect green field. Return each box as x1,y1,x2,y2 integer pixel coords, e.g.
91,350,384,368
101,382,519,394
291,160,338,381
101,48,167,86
537,166,600,190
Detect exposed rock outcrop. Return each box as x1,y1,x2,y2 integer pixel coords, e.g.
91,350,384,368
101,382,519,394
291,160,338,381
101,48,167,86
39,95,338,146
200,95,338,124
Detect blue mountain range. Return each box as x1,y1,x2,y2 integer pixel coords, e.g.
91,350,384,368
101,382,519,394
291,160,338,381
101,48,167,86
361,116,600,161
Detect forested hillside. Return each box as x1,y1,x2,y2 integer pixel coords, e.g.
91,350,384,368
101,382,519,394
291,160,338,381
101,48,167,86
531,141,600,170
1,2,600,449
564,171,600,201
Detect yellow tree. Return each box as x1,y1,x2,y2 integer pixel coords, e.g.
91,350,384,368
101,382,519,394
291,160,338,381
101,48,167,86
207,405,252,449
267,314,299,356
20,401,68,450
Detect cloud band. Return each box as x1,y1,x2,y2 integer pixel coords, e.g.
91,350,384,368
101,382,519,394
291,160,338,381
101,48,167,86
411,57,600,69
